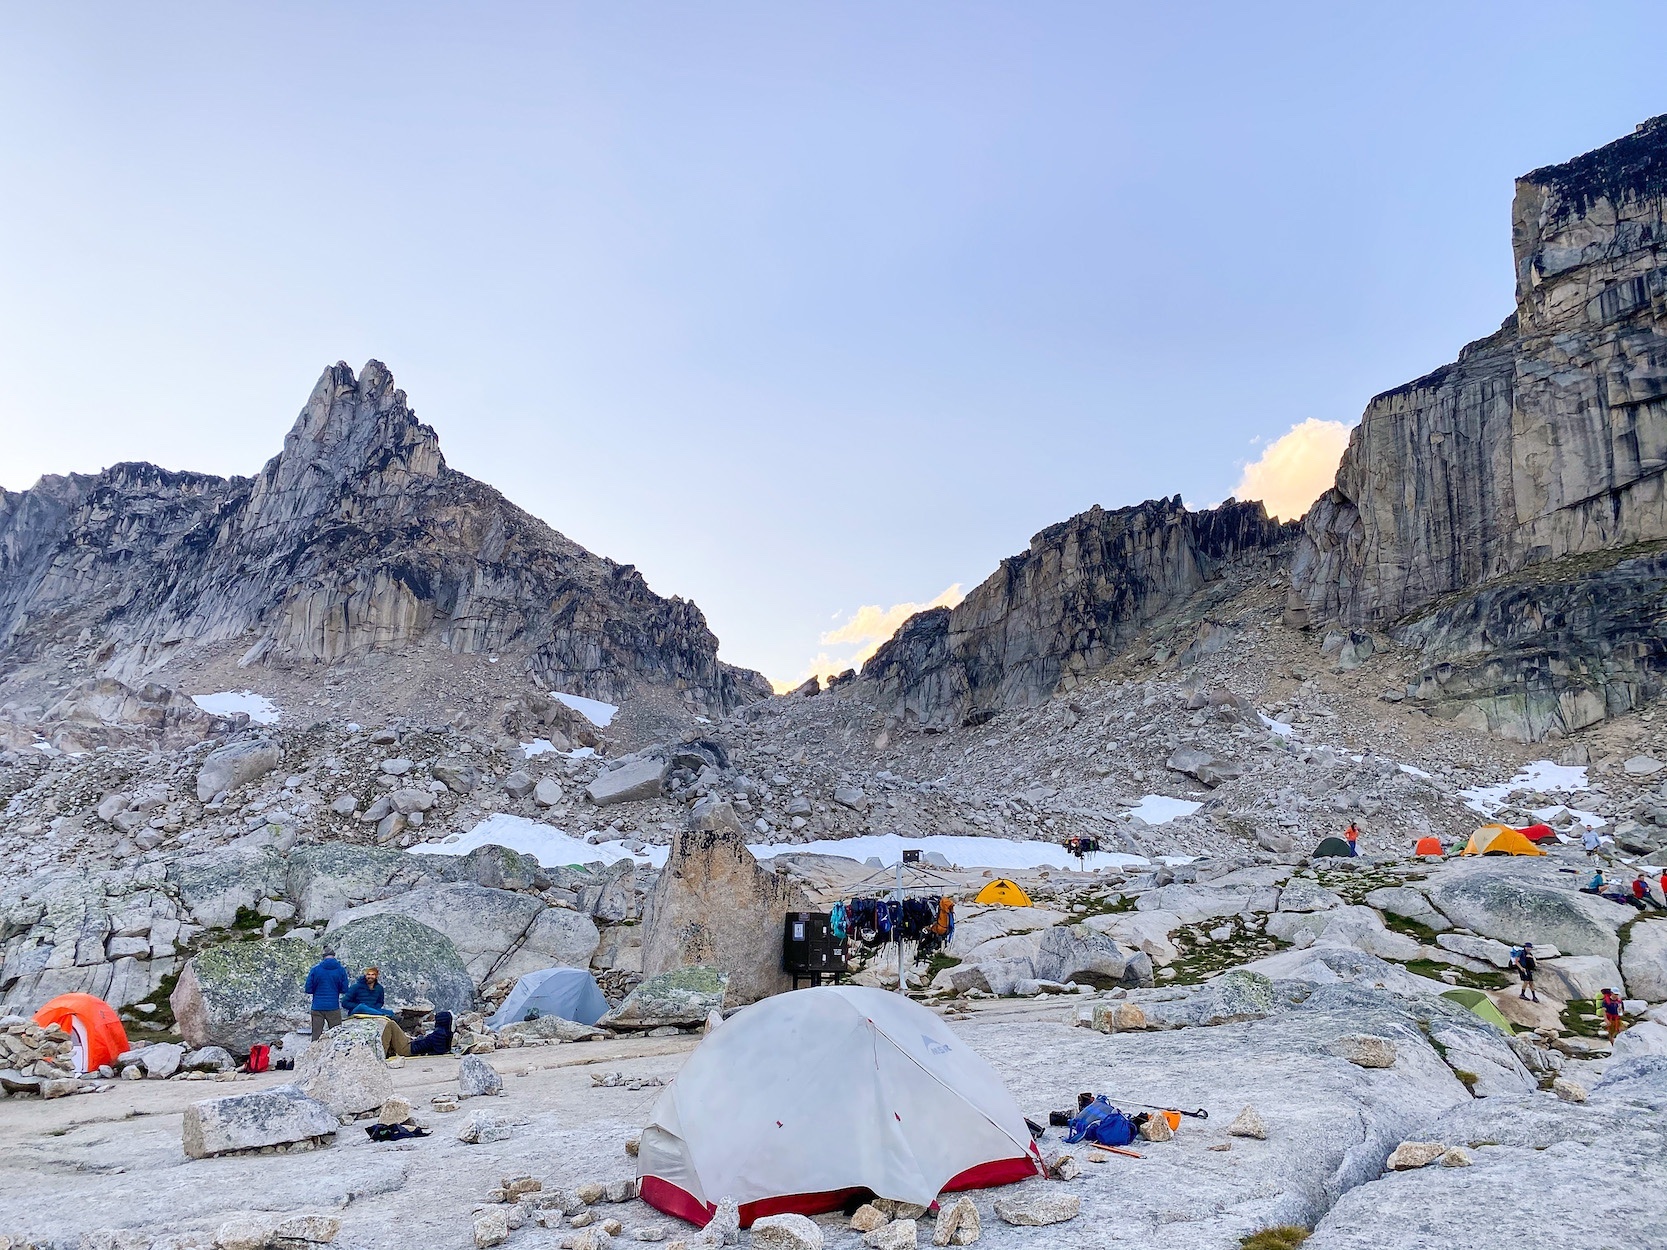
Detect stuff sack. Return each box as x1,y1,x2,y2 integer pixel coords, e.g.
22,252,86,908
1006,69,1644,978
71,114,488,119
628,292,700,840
1063,1096,1138,1147
246,1044,271,1074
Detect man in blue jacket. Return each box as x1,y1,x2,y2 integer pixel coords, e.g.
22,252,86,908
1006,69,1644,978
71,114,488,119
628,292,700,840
342,966,399,1019
304,949,350,1038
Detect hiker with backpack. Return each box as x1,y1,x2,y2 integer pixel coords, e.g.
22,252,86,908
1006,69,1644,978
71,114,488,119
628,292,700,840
304,948,350,1038
1601,988,1625,1041
1511,943,1539,1003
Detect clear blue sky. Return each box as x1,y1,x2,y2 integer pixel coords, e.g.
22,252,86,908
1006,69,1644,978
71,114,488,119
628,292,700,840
1,3,1661,684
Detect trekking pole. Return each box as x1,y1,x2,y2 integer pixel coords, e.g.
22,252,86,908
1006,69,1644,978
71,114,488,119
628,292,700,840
1113,1100,1208,1120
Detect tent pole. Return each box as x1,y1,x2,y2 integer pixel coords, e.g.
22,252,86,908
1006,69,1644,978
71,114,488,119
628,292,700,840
895,858,904,993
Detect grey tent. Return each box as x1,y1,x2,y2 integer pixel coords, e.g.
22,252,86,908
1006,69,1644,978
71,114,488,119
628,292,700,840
488,966,611,1029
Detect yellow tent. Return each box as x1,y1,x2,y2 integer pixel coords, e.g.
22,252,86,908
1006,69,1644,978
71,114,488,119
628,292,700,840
1460,824,1545,857
974,879,1033,907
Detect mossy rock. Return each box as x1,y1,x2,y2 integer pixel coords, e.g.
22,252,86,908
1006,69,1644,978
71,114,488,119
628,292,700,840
171,936,318,1052
600,965,728,1030
330,913,476,1014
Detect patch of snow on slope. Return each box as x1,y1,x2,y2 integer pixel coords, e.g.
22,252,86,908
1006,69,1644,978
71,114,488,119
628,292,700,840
191,691,280,725
1460,760,1589,817
411,818,1149,872
1128,795,1203,824
551,692,618,727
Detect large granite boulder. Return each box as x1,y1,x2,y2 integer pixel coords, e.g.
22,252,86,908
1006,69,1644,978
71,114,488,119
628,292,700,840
1266,905,1422,961
1621,920,1667,1003
167,846,287,929
1034,923,1153,988
171,937,317,1052
1129,969,1277,1030
285,844,414,925
640,798,812,1003
295,1017,392,1115
585,756,667,806
327,914,475,1014
1536,955,1625,1002
599,966,728,1030
182,1085,339,1159
195,739,283,801
1363,886,1452,933
1423,866,1634,959
326,883,596,989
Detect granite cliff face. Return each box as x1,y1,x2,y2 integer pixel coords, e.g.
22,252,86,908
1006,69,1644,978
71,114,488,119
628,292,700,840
1290,115,1667,738
0,361,770,720
863,496,1296,728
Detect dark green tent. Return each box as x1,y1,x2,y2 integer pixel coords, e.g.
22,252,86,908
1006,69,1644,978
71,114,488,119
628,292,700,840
1312,836,1353,858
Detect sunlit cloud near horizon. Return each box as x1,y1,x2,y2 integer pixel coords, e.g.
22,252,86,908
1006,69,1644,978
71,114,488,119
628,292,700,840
1233,418,1353,522
771,584,964,692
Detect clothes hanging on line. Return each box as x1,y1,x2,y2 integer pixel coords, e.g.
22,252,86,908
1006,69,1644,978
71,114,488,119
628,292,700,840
840,896,954,951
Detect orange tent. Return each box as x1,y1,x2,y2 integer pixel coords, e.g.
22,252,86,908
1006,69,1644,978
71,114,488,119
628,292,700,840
1459,825,1545,857
33,993,129,1074
1414,836,1444,857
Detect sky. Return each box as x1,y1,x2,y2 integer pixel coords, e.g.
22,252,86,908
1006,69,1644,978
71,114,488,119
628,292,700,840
1,4,1662,689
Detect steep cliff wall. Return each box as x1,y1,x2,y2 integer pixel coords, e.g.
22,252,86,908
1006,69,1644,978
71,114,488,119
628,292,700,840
1291,115,1667,737
864,496,1296,727
0,361,770,718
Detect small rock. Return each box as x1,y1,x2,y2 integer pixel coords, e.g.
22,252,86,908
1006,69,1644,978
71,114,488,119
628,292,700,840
1138,1114,1174,1142
571,1211,597,1228
535,777,565,807
1386,1141,1447,1171
635,1229,668,1243
604,1178,637,1203
459,1055,504,1098
457,1111,511,1144
1050,1152,1081,1180
273,1214,341,1243
602,1220,624,1236
750,1213,824,1250
474,1208,510,1248
1227,1106,1267,1139
1440,1147,1472,1167
503,1176,542,1200
216,1216,276,1250
863,1220,917,1250
625,1134,641,1157
1552,1077,1588,1103
994,1193,1080,1227
576,1183,606,1205
932,1197,980,1247
381,758,413,775
378,1096,413,1126
699,1197,740,1246
850,1205,888,1233
1329,1035,1398,1068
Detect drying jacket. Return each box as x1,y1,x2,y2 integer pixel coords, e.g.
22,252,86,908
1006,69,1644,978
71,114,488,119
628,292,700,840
304,957,350,1011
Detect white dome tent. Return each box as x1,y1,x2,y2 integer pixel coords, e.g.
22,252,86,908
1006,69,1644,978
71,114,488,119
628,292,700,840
637,986,1043,1227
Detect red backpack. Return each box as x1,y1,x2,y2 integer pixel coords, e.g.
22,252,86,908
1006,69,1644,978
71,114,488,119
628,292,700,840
246,1044,271,1073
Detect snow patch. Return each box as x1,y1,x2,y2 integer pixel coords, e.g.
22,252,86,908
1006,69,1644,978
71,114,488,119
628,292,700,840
191,691,280,725
1258,714,1295,738
1460,760,1589,817
520,739,595,760
551,692,618,728
410,818,1148,873
1127,795,1203,825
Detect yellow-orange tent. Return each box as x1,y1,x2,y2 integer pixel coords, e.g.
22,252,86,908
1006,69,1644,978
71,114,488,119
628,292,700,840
1460,824,1545,857
974,879,1032,907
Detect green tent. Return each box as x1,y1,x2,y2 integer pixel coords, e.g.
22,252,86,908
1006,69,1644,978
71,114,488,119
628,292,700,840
1440,987,1516,1035
1312,836,1354,858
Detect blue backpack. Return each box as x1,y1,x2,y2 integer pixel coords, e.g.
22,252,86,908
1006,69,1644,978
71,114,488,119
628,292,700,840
1063,1097,1139,1147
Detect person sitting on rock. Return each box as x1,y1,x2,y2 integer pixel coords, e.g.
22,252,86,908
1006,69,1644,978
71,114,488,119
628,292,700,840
304,948,350,1039
410,1011,454,1057
342,966,399,1019
1582,869,1605,894
1632,876,1663,910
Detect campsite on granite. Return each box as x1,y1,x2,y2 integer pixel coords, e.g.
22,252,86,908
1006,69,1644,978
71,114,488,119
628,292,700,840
2,9,1665,1250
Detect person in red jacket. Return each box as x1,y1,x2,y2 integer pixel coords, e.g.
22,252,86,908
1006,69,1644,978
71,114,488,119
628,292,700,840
1634,876,1663,909
1601,988,1625,1042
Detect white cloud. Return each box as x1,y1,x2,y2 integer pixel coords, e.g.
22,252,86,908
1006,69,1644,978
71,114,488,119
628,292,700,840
1234,418,1352,521
771,584,964,692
